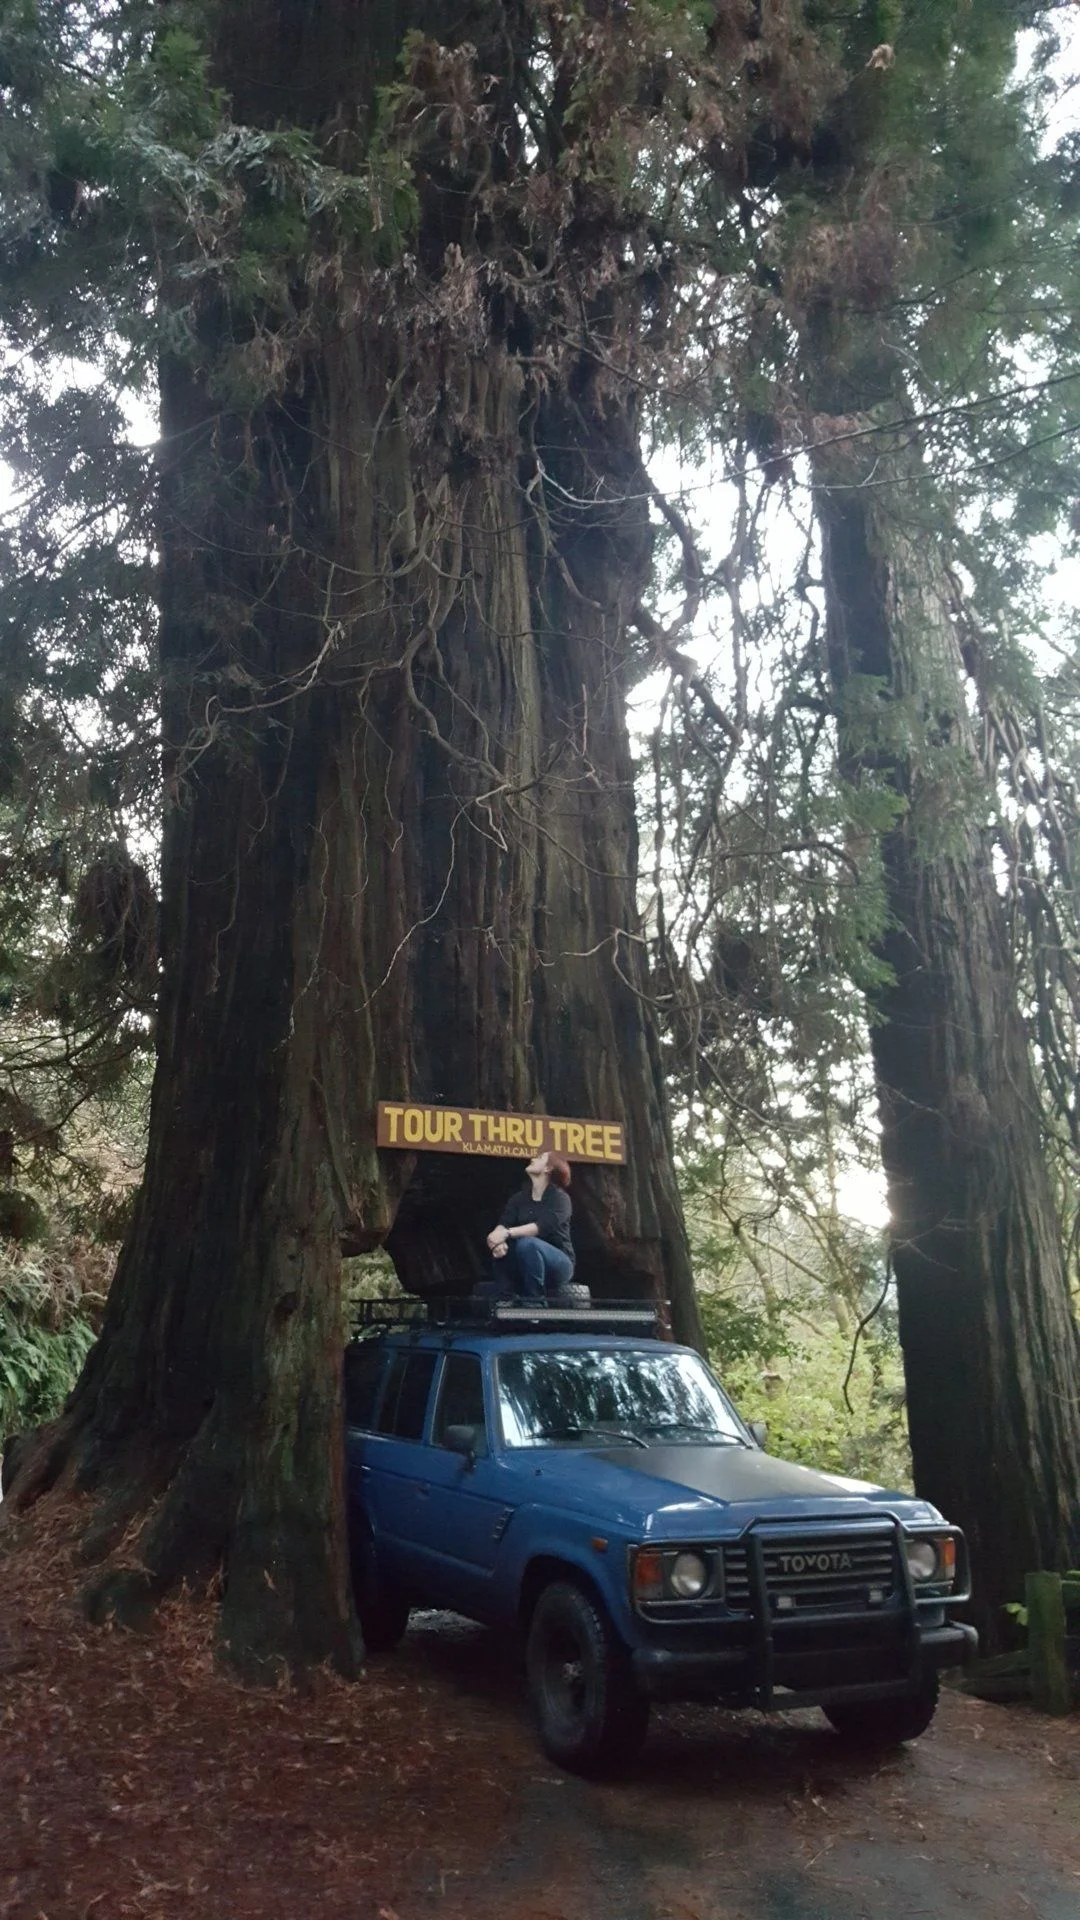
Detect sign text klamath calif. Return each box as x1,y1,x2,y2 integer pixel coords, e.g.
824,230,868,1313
377,1101,626,1164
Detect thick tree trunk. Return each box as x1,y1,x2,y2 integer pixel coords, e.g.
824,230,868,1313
815,442,1080,1643
387,392,700,1336
4,0,701,1671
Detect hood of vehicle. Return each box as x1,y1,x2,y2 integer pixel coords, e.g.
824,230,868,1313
525,1442,937,1533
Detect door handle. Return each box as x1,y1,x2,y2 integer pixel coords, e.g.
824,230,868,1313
417,1483,430,1498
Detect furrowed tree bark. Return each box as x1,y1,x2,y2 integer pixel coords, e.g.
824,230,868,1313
386,390,701,1336
3,0,702,1671
746,0,1080,1649
815,431,1080,1643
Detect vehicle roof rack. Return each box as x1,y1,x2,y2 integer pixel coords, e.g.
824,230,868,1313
351,1297,665,1339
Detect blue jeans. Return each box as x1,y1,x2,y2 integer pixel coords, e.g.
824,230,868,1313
502,1237,574,1300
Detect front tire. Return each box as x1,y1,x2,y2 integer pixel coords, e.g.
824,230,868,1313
526,1580,649,1775
825,1673,940,1746
349,1529,410,1654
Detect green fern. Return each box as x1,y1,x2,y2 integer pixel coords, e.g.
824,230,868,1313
0,1256,97,1443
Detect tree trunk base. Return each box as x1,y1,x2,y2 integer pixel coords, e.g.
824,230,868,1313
5,1403,361,1684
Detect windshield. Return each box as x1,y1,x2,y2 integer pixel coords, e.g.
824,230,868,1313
496,1347,746,1449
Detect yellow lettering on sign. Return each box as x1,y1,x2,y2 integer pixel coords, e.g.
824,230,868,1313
378,1100,625,1163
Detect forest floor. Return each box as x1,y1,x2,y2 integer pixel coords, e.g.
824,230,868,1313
2,1494,1080,1920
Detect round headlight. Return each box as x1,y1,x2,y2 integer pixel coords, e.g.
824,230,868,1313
670,1551,708,1598
905,1539,938,1584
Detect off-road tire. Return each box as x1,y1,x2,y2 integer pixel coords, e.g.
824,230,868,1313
551,1282,591,1309
825,1673,940,1746
349,1529,410,1654
526,1580,649,1775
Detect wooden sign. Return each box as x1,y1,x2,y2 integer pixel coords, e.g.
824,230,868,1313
376,1101,626,1164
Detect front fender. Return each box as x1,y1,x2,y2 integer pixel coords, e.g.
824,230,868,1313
497,1504,638,1643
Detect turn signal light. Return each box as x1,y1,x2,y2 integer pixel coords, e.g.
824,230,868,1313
940,1536,957,1581
633,1548,665,1602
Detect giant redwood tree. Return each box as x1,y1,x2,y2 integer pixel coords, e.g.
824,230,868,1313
0,0,819,1673
815,426,1080,1638
638,0,1080,1635
782,0,1080,1634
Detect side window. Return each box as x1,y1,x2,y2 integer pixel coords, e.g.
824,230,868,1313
433,1353,488,1455
343,1341,387,1429
376,1350,437,1441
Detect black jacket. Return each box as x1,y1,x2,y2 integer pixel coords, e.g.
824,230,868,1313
499,1182,574,1271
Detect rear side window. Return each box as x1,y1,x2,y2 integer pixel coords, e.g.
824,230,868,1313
433,1353,488,1454
376,1350,437,1441
343,1342,386,1429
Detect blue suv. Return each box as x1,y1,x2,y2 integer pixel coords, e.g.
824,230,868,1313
343,1304,975,1774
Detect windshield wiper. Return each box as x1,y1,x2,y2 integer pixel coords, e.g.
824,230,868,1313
641,1422,744,1444
546,1425,648,1449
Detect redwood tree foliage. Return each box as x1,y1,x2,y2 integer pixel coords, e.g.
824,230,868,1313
793,4,1080,1639
0,0,821,1671
656,0,1080,1635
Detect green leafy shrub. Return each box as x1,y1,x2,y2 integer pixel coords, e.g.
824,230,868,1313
678,1134,910,1487
0,1242,109,1444
716,1321,911,1491
698,1288,793,1372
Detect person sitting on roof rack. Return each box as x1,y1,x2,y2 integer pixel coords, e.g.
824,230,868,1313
486,1150,575,1301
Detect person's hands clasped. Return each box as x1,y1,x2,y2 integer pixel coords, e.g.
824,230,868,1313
487,1224,510,1257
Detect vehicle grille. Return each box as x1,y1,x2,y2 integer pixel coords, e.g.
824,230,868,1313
724,1532,898,1614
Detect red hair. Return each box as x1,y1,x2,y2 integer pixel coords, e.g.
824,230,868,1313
547,1152,571,1190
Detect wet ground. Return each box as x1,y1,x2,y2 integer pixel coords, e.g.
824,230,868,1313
2,1506,1079,1920
397,1613,1080,1920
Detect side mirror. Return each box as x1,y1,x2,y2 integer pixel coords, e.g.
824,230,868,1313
748,1420,768,1450
444,1423,479,1466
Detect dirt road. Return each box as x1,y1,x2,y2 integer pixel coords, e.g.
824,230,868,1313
397,1614,1080,1920
2,1512,1079,1920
